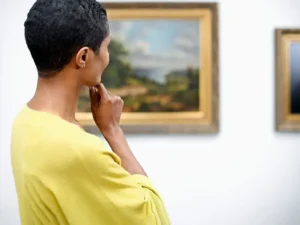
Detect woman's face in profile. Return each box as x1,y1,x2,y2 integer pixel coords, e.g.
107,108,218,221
79,35,111,87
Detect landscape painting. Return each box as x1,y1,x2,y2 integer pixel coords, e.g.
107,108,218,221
276,29,300,131
78,19,200,113
290,41,300,114
76,3,219,134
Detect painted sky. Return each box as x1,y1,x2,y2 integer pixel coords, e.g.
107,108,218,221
109,19,200,83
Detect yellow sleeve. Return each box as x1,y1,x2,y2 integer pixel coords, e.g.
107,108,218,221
51,139,171,225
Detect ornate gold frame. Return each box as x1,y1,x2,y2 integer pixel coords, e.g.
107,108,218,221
76,3,219,134
276,29,300,131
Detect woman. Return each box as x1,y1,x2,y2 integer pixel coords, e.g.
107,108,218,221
10,0,170,224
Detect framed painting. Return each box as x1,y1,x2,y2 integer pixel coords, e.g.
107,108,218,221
76,2,219,134
276,29,300,131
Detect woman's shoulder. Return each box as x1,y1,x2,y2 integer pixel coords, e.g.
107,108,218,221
12,104,108,156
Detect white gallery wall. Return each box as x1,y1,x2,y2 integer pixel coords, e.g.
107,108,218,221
1,0,300,224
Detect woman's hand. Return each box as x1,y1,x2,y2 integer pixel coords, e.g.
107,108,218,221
89,83,124,137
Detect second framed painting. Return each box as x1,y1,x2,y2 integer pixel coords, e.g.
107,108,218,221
76,2,219,134
276,29,300,131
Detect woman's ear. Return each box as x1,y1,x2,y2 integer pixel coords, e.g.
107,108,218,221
76,47,89,68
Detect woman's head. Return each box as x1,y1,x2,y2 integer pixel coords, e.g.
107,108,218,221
24,0,110,86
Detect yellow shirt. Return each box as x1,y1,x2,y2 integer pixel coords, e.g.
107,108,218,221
11,105,170,225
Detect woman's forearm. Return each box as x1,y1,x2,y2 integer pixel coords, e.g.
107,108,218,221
103,127,147,176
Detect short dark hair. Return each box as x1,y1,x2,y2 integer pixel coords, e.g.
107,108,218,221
24,0,109,77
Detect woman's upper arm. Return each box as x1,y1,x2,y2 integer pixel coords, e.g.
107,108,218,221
73,145,170,225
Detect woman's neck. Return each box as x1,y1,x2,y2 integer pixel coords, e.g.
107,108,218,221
28,74,81,123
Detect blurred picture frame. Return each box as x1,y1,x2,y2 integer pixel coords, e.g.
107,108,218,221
76,2,219,134
276,29,300,131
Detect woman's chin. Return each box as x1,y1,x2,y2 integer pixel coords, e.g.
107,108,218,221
86,77,101,87
95,75,102,85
